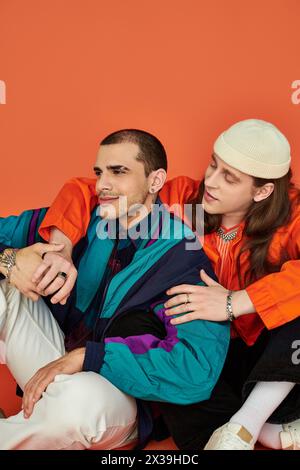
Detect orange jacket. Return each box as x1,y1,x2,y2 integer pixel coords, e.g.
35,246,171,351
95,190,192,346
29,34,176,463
39,176,300,346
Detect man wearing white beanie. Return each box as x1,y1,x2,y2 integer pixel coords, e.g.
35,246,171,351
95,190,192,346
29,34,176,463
2,119,300,451
214,119,291,179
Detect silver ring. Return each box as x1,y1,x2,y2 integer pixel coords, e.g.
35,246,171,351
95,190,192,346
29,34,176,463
56,271,67,281
185,293,190,305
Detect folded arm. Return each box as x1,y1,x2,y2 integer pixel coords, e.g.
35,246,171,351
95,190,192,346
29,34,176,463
82,285,229,405
0,208,77,303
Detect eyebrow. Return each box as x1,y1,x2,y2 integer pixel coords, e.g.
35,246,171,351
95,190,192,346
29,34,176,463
93,165,130,172
211,154,241,182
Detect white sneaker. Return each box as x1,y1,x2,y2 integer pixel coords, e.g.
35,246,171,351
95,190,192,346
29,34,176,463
204,422,255,450
280,419,300,450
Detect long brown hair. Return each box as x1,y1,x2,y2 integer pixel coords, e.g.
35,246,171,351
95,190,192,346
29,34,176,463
189,169,300,288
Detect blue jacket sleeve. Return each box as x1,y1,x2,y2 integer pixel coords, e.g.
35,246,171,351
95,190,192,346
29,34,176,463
0,208,48,248
83,283,230,405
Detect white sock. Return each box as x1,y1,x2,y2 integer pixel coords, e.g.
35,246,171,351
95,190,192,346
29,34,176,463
229,381,294,443
257,423,282,449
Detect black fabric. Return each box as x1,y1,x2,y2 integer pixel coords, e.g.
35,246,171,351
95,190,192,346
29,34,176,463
243,315,300,424
0,243,10,253
105,309,167,339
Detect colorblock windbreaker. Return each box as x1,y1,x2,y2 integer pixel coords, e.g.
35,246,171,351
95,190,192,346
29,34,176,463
0,201,230,445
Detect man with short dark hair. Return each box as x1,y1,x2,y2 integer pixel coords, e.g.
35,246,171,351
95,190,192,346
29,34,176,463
100,129,168,176
0,129,229,449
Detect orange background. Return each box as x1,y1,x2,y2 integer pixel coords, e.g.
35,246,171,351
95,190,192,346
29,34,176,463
1,0,300,217
0,0,300,415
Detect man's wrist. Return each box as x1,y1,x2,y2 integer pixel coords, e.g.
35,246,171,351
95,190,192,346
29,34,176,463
67,347,86,371
50,228,73,258
231,289,256,318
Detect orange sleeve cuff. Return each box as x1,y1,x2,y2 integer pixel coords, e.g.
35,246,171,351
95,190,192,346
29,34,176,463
38,177,97,245
246,280,288,330
39,214,83,246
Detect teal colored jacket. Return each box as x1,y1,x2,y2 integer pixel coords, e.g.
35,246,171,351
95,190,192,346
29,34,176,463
0,203,230,444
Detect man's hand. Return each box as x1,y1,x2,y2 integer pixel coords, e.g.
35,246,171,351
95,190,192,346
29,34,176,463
32,228,77,305
8,243,65,302
32,251,77,305
164,269,255,324
22,348,85,419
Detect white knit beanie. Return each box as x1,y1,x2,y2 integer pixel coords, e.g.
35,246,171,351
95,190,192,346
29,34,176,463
213,119,291,179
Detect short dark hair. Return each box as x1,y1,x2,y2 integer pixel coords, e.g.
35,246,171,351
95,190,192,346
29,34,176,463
100,129,168,176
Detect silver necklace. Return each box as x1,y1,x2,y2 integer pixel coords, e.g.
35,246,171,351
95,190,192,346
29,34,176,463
216,227,238,242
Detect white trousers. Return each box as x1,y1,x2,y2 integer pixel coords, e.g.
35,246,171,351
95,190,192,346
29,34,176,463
0,280,137,450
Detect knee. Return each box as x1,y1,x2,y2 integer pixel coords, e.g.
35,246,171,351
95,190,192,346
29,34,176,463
44,372,135,429
44,373,102,424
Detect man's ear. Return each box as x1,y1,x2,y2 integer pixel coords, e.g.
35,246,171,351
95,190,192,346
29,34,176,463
149,169,167,194
253,182,275,202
